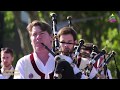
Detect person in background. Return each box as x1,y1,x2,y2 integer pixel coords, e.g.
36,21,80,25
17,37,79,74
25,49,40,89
0,47,14,79
77,43,93,70
79,44,112,79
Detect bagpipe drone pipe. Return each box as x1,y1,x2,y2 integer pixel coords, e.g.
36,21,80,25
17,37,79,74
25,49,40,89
97,51,120,79
50,13,60,55
67,16,73,28
83,49,106,79
93,51,116,79
98,51,116,70
73,39,85,64
41,13,60,57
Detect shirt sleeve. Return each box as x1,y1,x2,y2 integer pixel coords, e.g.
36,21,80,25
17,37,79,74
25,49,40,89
14,57,26,79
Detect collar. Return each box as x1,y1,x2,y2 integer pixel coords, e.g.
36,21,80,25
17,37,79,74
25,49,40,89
1,65,14,74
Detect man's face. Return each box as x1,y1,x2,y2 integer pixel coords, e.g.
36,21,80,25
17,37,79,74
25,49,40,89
1,52,13,68
80,49,91,59
59,34,76,56
30,26,52,52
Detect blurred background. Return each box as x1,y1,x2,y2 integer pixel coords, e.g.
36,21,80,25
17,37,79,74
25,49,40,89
0,11,120,78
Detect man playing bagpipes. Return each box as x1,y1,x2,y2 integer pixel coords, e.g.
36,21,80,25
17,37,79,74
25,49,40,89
76,43,100,79
93,51,115,79
14,20,55,79
53,26,87,79
80,45,113,79
77,43,93,70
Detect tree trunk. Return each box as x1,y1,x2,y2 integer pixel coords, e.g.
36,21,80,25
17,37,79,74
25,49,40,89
13,11,32,55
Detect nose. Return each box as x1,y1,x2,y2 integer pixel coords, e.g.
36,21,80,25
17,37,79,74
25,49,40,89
64,44,68,48
36,34,42,40
3,58,7,62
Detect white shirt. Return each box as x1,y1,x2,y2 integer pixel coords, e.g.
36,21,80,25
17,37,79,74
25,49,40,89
1,66,14,79
79,57,89,70
14,52,55,79
0,74,5,79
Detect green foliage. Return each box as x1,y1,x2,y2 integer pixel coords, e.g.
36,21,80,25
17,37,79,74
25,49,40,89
77,33,82,40
101,28,120,78
4,11,15,41
4,11,14,29
38,11,45,21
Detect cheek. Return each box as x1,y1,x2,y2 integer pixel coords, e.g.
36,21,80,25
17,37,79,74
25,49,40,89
7,58,13,63
70,45,74,49
2,58,11,63
46,36,52,43
30,37,35,45
60,44,65,49
67,45,74,52
60,43,63,47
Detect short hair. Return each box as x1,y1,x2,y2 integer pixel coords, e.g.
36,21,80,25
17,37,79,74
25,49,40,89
26,20,52,36
1,47,14,57
81,43,93,53
57,27,77,41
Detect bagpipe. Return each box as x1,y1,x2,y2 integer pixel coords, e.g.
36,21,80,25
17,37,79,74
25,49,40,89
41,13,85,79
81,44,119,79
82,48,106,79
67,16,73,28
41,13,119,79
96,51,116,79
50,13,74,79
52,14,85,79
53,39,85,79
50,13,60,55
40,13,74,79
53,55,75,79
97,51,120,79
